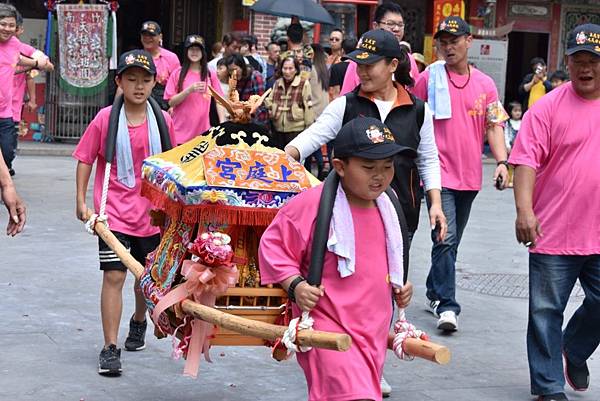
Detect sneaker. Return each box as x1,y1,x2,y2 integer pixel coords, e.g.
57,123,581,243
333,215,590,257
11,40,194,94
537,393,568,401
437,311,458,331
425,299,440,317
564,351,589,391
124,316,147,351
380,376,392,398
98,344,122,376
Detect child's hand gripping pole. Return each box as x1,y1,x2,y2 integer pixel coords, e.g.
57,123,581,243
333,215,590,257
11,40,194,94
277,280,325,358
82,160,112,235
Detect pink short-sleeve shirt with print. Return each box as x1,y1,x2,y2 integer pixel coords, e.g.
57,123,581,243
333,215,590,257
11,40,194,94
72,106,176,237
164,68,223,144
0,37,32,119
413,67,502,190
153,47,181,86
509,82,600,255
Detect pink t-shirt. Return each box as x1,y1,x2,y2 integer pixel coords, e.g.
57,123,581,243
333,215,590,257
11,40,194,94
509,82,600,255
259,185,392,401
73,106,176,237
164,68,223,144
413,67,499,190
0,37,30,119
12,74,27,122
12,42,37,121
339,52,420,96
154,47,181,86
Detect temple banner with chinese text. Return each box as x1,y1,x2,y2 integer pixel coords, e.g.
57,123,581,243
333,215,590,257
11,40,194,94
203,147,311,193
57,4,108,95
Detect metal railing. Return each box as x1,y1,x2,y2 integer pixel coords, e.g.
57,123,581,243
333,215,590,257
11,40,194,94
45,69,110,142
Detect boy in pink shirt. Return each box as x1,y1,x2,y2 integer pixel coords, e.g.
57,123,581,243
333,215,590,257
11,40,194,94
259,117,414,401
164,34,225,144
510,23,600,401
411,16,508,332
74,50,175,376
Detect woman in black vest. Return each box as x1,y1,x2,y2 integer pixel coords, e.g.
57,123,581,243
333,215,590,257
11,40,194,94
286,29,447,242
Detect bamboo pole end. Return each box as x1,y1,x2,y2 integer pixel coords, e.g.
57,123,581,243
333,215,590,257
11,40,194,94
336,334,352,352
433,346,451,365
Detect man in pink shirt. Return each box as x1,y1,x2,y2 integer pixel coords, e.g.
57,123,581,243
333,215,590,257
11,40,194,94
140,21,181,110
11,11,53,175
412,16,508,332
510,23,600,401
339,3,420,97
0,4,51,175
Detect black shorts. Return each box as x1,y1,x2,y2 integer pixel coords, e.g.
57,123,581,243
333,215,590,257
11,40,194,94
98,231,160,271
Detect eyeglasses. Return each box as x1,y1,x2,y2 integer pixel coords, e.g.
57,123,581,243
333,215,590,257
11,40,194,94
329,37,341,41
378,20,405,29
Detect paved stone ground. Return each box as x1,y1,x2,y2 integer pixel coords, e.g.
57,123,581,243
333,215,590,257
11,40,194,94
1,156,598,401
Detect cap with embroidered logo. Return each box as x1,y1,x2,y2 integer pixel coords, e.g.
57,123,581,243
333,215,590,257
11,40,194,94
332,117,417,160
434,16,470,39
140,20,161,36
566,23,600,57
184,34,205,49
116,49,157,76
343,29,403,65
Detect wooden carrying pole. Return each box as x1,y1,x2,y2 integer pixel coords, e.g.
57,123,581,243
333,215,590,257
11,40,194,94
90,218,351,352
181,300,350,351
90,217,450,362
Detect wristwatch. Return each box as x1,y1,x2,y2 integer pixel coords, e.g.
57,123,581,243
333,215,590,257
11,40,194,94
497,160,509,168
287,276,306,303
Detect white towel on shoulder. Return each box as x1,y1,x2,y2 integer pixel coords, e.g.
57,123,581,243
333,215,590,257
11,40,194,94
116,101,163,188
326,184,404,287
427,60,452,120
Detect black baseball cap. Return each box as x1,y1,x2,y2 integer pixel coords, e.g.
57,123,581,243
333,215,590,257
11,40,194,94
140,20,161,36
184,34,205,49
566,24,600,57
333,117,417,160
116,50,157,76
344,29,403,65
434,16,470,39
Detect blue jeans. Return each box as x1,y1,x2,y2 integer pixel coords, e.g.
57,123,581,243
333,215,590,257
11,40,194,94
304,149,324,178
0,118,16,170
528,253,600,396
426,188,478,315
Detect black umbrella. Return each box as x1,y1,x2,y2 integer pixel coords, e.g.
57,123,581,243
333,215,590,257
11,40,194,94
250,0,335,25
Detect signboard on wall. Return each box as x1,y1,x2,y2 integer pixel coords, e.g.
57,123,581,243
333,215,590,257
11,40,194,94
430,0,464,63
468,38,509,103
433,0,465,32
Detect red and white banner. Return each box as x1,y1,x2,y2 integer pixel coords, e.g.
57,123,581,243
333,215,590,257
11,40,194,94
57,4,108,91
